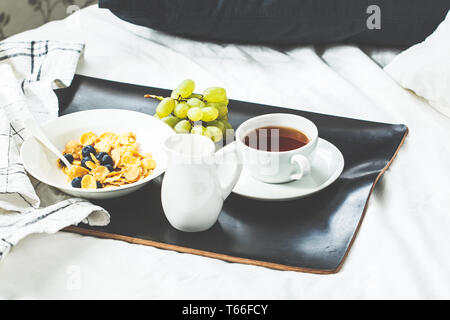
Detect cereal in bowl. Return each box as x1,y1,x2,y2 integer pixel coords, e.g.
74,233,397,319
58,131,156,189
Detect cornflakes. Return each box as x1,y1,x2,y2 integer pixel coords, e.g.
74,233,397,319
58,131,156,189
80,131,97,146
67,165,89,181
64,140,83,160
92,166,109,182
123,165,142,182
90,153,100,166
81,175,97,189
141,158,156,170
94,140,112,153
121,152,141,166
85,160,96,171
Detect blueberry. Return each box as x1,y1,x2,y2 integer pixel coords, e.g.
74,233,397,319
81,145,96,158
104,164,114,172
58,153,74,167
96,181,103,189
64,153,74,163
96,152,108,161
81,157,93,170
100,154,113,166
71,177,82,188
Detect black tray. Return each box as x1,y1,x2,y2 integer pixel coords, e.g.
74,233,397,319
58,75,408,274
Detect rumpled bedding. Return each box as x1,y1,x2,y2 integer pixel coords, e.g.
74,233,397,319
0,6,449,299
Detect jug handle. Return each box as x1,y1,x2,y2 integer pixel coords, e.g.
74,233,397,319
215,141,243,200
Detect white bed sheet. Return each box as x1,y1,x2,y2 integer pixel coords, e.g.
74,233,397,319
1,6,450,299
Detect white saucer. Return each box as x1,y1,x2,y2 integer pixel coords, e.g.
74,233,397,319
232,138,344,201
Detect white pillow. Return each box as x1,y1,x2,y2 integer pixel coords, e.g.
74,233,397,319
385,10,450,117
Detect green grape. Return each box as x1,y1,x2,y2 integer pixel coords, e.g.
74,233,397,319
175,79,195,98
206,126,223,142
205,101,226,108
187,107,203,122
161,115,181,128
203,129,212,139
219,98,229,118
205,101,228,119
153,113,161,119
186,97,205,109
173,102,189,119
210,98,228,106
191,125,207,136
174,119,192,134
156,98,176,118
218,106,228,119
203,87,227,102
170,90,180,100
201,107,219,122
189,93,203,99
207,120,226,134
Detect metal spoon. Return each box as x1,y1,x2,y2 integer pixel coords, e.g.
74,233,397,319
24,117,72,169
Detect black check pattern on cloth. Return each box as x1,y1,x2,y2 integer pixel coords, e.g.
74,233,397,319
0,40,109,258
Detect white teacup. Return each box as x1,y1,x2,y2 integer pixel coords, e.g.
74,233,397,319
235,113,319,184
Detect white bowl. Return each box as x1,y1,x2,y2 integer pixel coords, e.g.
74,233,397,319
20,109,175,200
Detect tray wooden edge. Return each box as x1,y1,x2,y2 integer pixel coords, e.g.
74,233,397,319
63,225,334,274
64,126,409,275
334,125,409,273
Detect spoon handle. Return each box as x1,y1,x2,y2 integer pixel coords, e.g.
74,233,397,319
24,118,72,169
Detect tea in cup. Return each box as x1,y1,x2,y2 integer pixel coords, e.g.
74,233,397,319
235,113,318,183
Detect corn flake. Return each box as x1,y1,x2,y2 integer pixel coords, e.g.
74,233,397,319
80,131,97,146
94,140,112,153
64,140,83,160
67,165,89,181
121,152,140,167
92,166,109,182
81,175,97,189
85,160,97,171
111,148,121,168
141,158,156,170
119,132,137,145
90,153,100,166
123,165,142,182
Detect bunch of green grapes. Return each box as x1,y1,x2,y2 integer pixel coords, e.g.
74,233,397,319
145,79,232,142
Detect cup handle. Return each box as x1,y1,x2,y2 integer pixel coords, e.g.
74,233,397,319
215,141,243,200
290,154,311,180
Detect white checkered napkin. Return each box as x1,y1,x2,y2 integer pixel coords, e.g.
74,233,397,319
0,41,110,259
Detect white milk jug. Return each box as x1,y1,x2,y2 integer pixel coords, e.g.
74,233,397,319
161,134,242,232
